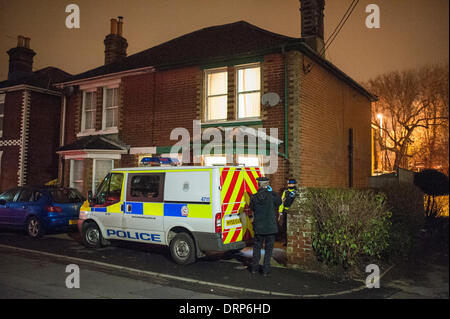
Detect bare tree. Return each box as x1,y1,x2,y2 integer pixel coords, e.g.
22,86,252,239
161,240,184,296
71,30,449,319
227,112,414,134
367,64,449,172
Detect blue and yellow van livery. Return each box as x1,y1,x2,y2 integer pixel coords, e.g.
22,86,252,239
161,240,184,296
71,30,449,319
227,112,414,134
78,166,262,264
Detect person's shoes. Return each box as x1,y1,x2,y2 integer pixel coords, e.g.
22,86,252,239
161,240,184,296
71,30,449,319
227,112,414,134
249,266,258,274
262,272,271,277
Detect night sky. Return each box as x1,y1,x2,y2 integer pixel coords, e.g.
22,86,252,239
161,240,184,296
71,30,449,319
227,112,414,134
0,0,448,83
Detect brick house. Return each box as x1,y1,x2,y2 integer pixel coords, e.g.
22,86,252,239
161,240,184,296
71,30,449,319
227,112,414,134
56,0,375,196
0,36,71,191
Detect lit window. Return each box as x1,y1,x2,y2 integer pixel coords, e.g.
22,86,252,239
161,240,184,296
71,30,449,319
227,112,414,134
237,65,261,119
237,155,260,167
70,160,84,193
204,155,227,166
103,87,119,129
82,91,96,131
205,69,228,121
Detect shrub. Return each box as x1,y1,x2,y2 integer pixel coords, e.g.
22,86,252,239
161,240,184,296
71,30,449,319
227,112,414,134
293,188,392,268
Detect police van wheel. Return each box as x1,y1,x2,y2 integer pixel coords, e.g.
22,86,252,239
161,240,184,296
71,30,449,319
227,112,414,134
170,232,196,265
82,222,103,248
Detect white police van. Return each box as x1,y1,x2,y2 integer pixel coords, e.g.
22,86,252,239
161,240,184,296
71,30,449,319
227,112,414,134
78,162,262,264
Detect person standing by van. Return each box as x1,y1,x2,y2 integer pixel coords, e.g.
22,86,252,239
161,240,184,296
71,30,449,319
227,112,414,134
278,179,298,245
249,177,282,276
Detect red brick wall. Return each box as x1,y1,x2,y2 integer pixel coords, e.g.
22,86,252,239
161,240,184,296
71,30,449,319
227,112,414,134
120,73,155,147
63,91,80,146
261,53,288,193
120,67,200,148
0,146,20,192
0,90,23,191
1,90,23,141
153,67,200,146
296,54,371,188
26,91,61,186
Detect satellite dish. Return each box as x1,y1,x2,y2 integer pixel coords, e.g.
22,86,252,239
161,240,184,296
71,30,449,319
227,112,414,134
261,92,281,107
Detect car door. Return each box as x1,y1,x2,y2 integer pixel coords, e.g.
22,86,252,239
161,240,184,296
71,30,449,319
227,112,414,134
93,172,125,230
8,188,34,226
0,188,20,225
123,173,165,241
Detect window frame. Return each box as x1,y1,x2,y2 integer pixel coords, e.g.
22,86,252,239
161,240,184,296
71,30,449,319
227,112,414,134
126,173,165,203
204,67,228,122
69,159,84,193
235,63,262,120
80,90,97,132
102,86,119,130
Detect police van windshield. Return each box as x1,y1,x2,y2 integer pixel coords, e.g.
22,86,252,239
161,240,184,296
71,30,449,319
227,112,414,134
95,173,123,205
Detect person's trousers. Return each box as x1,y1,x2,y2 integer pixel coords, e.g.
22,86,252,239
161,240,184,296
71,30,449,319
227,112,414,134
251,234,276,274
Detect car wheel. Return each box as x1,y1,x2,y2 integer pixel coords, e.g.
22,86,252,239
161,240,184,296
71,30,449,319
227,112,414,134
82,222,103,248
26,216,45,238
170,232,196,265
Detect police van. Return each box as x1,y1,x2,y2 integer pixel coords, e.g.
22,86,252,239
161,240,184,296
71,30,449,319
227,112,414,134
78,162,262,264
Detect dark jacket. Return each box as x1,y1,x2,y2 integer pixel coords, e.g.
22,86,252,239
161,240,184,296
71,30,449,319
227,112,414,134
249,188,282,235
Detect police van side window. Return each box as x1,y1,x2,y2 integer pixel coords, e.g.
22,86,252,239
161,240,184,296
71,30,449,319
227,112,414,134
127,173,164,203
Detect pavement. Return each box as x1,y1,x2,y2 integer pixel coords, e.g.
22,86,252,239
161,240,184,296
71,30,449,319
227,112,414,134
0,251,230,299
0,229,448,299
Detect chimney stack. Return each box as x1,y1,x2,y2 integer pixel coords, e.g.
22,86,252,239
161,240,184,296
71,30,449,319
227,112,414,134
300,0,325,56
104,17,128,65
7,35,36,81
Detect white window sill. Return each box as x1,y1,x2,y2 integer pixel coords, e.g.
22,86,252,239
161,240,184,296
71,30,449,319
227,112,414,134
201,118,262,127
77,127,119,137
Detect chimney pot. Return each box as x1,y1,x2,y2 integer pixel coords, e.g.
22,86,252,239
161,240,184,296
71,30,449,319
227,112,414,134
24,37,31,49
104,17,128,64
110,18,118,35
117,16,123,36
17,35,25,47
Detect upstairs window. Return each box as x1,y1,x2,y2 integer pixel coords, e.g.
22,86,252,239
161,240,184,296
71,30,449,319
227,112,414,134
237,65,261,119
103,87,119,129
205,69,228,121
0,94,5,138
81,91,97,131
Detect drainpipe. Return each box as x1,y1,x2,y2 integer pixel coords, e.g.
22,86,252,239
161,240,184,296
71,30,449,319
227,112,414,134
59,94,67,186
281,45,288,159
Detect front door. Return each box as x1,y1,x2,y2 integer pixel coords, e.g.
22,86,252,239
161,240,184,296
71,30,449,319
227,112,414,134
123,172,165,244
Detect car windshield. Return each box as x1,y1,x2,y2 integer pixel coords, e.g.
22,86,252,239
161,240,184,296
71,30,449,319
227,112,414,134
50,189,84,203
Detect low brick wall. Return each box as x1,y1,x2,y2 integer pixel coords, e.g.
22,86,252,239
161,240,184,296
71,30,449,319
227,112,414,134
286,188,317,270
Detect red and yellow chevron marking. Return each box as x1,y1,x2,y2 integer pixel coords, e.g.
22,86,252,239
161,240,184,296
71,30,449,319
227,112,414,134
220,167,262,244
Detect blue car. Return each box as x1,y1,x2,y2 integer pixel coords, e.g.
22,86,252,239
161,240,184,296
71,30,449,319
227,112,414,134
0,186,85,238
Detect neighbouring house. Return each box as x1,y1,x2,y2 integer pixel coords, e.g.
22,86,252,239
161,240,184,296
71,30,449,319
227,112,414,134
0,36,71,192
56,0,375,196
